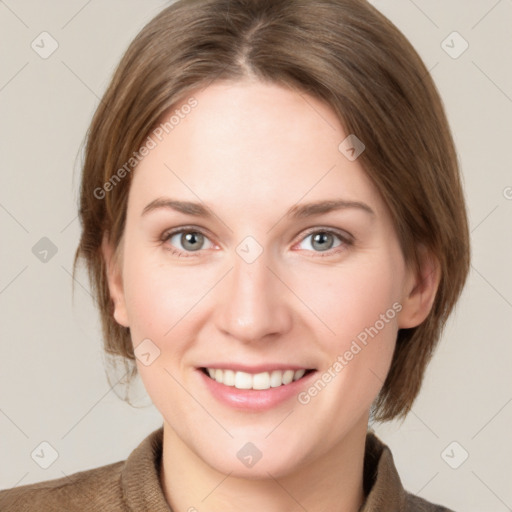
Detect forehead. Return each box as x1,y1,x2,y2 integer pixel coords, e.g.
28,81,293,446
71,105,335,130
129,80,384,218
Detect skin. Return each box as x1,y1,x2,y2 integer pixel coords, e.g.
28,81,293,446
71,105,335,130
102,79,440,512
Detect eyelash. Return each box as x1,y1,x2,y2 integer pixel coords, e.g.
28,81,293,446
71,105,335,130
160,225,353,259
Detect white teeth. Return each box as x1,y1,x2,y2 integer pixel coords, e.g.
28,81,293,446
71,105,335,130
282,369,294,385
270,370,283,388
293,369,306,381
253,372,270,390
223,369,236,386
205,368,309,390
235,371,253,389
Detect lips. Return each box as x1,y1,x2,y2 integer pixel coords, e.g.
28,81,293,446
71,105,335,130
200,367,314,390
198,365,318,411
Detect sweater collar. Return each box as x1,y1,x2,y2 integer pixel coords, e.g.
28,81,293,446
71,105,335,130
359,431,407,511
121,426,406,511
121,425,172,511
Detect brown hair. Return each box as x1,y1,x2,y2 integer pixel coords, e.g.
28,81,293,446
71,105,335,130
73,0,470,421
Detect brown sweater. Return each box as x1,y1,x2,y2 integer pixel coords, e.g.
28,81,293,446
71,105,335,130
0,426,454,511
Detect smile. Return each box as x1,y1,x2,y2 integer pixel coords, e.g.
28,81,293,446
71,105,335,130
201,367,314,390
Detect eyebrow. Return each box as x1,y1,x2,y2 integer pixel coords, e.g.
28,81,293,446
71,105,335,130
141,197,375,219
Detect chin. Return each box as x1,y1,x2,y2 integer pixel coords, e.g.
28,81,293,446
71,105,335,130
210,453,304,480
198,434,310,479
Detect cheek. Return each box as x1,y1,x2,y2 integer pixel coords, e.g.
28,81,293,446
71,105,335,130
122,250,209,342
309,256,401,345
302,256,401,400
120,253,204,410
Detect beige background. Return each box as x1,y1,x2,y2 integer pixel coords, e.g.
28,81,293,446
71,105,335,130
1,1,511,510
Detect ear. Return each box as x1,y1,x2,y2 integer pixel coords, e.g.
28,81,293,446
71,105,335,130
397,246,441,329
101,232,130,328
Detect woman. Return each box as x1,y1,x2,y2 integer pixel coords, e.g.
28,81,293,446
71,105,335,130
0,0,469,510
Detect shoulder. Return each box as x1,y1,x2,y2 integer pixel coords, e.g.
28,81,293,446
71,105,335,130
0,459,126,512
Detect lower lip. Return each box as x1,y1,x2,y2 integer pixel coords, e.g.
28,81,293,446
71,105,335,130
197,369,317,411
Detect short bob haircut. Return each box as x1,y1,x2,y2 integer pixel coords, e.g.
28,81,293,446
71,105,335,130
73,0,470,422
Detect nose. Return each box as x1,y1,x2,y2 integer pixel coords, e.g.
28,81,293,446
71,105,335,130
214,247,293,344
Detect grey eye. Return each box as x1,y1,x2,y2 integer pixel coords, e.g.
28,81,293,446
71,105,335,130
166,230,214,253
298,231,343,252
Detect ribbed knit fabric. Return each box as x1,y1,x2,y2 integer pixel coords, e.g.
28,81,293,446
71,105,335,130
0,426,454,511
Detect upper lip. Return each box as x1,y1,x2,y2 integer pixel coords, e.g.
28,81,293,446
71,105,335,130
199,363,315,374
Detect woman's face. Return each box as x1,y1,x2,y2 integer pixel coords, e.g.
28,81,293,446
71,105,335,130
105,79,422,477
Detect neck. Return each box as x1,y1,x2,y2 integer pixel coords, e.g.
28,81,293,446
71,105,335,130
160,417,368,512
